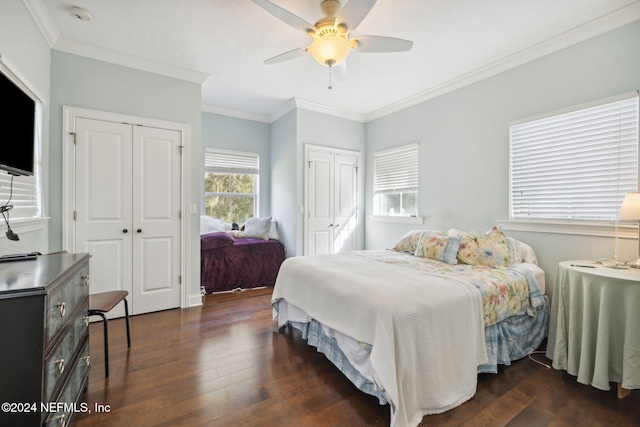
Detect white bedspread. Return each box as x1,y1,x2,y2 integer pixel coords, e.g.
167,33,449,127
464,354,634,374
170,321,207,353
271,252,488,427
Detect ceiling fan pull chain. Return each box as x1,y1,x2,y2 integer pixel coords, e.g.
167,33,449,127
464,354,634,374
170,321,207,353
326,59,335,90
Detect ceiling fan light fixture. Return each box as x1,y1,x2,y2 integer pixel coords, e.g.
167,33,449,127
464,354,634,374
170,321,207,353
308,35,351,67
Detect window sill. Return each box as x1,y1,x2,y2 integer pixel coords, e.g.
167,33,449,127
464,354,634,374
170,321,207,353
0,217,48,238
498,219,637,239
368,215,423,225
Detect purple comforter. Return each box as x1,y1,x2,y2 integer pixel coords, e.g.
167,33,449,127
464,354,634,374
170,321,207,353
200,232,286,293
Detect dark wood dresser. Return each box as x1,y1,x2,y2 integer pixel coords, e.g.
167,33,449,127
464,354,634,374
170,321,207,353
0,252,91,426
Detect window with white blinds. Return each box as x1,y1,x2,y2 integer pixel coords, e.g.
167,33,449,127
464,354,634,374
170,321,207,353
204,148,259,224
204,148,259,175
509,93,639,222
0,173,41,219
373,143,419,216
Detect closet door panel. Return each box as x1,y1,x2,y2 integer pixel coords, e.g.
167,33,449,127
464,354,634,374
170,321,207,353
75,118,133,319
334,153,358,253
307,150,334,255
131,126,182,315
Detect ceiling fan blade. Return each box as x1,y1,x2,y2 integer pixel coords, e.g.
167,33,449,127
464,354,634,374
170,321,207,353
352,36,413,53
335,0,377,32
333,61,347,81
252,0,315,34
264,47,308,65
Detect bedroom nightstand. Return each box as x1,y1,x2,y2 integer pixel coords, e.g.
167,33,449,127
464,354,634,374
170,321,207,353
546,261,640,398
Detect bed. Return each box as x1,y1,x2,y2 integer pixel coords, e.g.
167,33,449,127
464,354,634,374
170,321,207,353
200,216,286,293
271,226,549,427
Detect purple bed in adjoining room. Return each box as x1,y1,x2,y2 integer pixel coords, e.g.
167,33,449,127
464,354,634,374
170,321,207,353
200,216,286,293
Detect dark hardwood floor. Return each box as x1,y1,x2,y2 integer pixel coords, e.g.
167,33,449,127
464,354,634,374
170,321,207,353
73,287,640,427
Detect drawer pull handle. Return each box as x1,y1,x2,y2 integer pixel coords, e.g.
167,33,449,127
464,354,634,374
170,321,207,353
82,275,90,286
81,355,91,367
57,302,66,317
55,358,65,374
51,413,66,427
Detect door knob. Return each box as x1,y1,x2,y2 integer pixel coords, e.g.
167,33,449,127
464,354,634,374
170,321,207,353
137,229,142,233
123,229,128,233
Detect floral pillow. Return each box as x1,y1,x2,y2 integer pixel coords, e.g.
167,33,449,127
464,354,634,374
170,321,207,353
452,226,510,267
392,229,445,254
415,233,461,264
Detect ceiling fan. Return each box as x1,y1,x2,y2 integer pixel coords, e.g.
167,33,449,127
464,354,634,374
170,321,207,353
252,0,413,88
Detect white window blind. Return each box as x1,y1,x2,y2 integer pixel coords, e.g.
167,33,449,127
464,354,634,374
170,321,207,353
374,143,418,194
204,148,259,175
0,173,40,219
510,93,639,221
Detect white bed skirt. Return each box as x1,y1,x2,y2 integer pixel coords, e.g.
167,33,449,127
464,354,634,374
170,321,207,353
275,296,549,410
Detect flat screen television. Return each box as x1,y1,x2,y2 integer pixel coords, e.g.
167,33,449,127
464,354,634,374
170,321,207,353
0,68,36,176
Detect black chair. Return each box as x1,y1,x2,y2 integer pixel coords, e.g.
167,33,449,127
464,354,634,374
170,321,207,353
88,291,131,377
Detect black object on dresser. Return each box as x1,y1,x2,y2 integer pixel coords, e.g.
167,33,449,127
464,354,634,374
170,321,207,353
0,252,91,426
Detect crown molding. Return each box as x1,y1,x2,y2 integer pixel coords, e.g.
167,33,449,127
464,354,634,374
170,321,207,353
22,0,59,48
23,0,640,123
264,97,365,123
201,104,271,123
23,0,208,84
268,98,298,123
52,38,209,84
293,98,366,123
365,2,640,122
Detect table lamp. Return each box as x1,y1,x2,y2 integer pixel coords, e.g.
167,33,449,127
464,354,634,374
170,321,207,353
619,192,640,268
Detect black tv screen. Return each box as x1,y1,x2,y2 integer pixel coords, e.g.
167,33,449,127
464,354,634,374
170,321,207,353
0,70,36,176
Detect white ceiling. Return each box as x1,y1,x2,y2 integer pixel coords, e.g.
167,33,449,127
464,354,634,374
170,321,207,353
25,0,640,122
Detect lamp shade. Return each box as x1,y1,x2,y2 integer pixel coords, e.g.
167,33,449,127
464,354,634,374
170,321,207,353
619,192,640,220
308,35,351,66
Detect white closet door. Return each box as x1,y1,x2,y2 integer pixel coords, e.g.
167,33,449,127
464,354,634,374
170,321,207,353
74,118,182,317
305,147,359,255
75,118,133,318
307,149,334,255
131,126,182,315
333,153,358,253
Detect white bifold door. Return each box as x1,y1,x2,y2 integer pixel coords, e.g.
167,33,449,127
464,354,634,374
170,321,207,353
305,146,360,255
74,118,182,317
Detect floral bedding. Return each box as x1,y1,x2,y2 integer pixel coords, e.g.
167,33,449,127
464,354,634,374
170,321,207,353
350,249,544,327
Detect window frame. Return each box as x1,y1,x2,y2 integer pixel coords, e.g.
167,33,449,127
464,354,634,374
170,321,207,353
372,143,420,220
503,92,639,237
203,148,259,224
0,59,45,238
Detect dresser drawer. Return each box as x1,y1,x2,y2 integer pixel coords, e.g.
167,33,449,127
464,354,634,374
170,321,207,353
45,263,90,347
43,298,89,403
43,337,90,427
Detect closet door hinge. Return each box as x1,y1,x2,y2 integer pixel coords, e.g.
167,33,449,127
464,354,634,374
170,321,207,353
179,275,182,284
69,132,77,145
73,211,77,221
308,160,312,168
178,145,184,155
354,166,358,173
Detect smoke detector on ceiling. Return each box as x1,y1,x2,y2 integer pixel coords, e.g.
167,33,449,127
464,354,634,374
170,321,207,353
70,7,93,21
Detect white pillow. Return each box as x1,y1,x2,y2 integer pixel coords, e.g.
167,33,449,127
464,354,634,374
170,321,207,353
244,217,272,240
268,218,279,240
506,237,538,265
200,216,226,235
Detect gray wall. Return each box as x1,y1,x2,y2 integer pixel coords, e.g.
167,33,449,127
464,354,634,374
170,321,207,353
297,109,366,252
0,0,51,255
270,110,298,256
264,108,366,257
364,20,640,298
49,51,203,299
201,113,272,217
